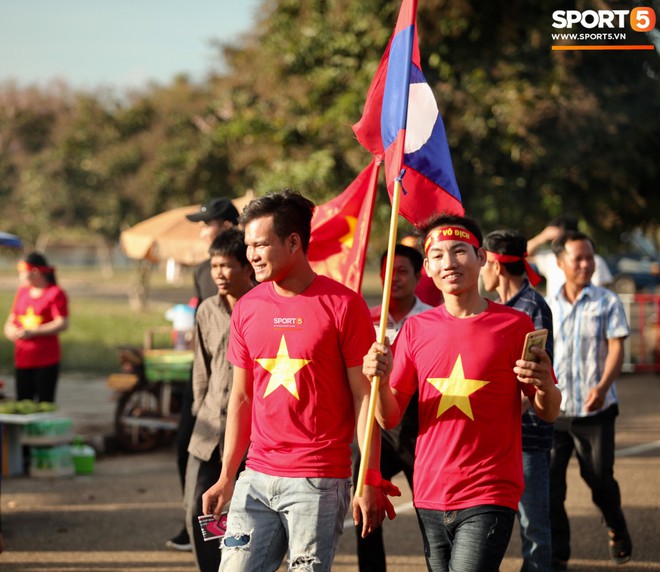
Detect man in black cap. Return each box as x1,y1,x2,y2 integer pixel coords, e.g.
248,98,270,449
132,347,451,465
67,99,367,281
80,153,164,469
167,197,239,552
186,198,241,306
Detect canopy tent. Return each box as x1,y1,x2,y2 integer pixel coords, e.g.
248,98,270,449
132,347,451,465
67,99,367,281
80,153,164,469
119,192,255,266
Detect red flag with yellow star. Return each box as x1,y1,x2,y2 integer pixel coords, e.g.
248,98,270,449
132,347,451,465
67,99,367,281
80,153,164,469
307,160,380,293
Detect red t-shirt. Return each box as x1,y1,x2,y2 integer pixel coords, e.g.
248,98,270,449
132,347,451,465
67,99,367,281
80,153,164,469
227,275,375,478
391,300,535,511
11,285,69,368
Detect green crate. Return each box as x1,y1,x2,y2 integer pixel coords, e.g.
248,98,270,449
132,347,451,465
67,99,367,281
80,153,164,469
24,417,73,438
30,445,74,477
143,350,193,382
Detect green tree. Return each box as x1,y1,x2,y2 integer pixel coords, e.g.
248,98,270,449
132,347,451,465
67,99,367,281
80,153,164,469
1,0,658,255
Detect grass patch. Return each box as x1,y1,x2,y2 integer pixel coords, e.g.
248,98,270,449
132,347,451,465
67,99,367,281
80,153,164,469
59,296,171,374
0,265,383,376
0,286,176,376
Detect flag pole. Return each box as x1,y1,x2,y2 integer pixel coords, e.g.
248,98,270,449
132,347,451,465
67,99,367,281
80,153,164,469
355,175,403,497
354,0,418,498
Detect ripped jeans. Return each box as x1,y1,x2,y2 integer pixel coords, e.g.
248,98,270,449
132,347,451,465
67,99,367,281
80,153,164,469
416,505,516,572
220,468,351,572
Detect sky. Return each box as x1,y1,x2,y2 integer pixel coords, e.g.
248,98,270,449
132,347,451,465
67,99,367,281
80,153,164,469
0,0,262,91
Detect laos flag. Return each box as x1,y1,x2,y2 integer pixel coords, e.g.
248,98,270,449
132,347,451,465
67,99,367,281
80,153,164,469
353,0,463,225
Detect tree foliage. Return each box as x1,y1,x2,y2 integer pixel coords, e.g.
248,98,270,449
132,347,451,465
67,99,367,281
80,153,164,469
0,0,658,253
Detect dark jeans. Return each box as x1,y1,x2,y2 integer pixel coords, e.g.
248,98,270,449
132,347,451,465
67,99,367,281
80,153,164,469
176,380,196,490
184,448,222,572
416,505,516,572
518,450,552,572
15,363,60,402
172,380,196,537
353,433,415,572
549,405,628,563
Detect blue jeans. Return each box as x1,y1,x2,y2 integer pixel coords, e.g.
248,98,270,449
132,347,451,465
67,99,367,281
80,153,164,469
220,468,351,571
416,505,516,572
518,450,552,572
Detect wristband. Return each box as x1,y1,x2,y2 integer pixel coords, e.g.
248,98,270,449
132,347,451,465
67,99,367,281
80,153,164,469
364,469,382,487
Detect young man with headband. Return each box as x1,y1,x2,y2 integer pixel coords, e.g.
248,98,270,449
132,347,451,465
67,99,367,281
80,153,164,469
364,214,561,572
482,229,555,572
355,243,432,572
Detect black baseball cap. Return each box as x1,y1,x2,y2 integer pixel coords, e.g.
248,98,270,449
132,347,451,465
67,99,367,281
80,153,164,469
186,198,239,224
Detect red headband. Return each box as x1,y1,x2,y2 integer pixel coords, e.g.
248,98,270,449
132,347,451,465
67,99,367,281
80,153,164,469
424,226,480,254
486,251,542,287
17,261,54,274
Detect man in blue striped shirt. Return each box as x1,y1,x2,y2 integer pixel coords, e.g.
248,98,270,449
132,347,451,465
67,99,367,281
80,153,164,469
546,231,631,570
482,229,555,572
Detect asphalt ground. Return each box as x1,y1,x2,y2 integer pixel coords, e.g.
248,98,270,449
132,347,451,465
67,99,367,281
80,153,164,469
1,372,659,571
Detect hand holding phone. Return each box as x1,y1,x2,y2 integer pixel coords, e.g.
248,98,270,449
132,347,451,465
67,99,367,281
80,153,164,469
521,329,548,363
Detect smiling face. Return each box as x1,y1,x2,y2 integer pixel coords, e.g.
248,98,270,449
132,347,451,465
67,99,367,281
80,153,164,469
244,215,296,284
424,229,486,297
557,238,595,289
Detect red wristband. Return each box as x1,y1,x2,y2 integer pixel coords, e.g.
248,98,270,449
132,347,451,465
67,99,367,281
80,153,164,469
364,469,383,487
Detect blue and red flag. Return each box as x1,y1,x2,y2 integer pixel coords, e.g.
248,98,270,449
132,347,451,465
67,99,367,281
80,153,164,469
353,0,463,225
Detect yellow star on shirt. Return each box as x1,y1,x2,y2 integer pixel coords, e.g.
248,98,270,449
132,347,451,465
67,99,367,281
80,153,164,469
257,335,311,400
18,307,43,330
427,354,490,420
339,216,357,249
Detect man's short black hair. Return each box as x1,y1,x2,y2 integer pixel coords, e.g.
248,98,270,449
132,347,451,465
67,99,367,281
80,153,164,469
380,244,424,274
239,189,315,253
209,228,249,267
551,230,596,257
483,229,527,276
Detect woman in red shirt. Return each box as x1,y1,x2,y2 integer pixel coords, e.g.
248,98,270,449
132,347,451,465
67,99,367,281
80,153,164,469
4,252,69,403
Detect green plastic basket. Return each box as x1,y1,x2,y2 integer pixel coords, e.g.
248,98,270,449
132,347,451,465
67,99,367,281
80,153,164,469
71,443,96,475
143,350,194,382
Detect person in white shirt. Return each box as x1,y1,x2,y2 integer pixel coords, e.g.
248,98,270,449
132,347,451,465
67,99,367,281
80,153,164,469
527,215,612,297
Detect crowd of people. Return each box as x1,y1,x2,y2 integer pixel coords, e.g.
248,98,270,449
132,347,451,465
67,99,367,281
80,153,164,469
0,192,634,571
160,191,633,572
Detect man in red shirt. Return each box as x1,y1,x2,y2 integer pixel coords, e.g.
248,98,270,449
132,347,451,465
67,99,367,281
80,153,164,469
364,213,561,572
203,190,390,571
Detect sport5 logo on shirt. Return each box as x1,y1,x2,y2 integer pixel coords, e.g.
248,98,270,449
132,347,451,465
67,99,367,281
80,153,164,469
272,317,304,330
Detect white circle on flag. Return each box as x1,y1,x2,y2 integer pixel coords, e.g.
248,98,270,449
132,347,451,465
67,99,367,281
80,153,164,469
404,83,439,154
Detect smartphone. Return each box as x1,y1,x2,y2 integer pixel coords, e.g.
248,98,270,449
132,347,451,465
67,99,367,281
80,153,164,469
198,513,227,541
521,329,548,362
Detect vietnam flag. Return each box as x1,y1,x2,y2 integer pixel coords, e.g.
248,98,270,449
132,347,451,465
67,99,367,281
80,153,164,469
353,0,463,226
308,160,380,293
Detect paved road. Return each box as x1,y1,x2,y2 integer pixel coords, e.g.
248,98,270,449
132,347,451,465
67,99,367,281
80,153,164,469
1,373,659,570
